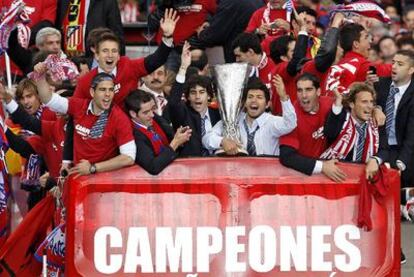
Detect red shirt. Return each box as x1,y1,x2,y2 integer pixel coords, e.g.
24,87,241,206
271,62,297,115
246,6,289,55
280,96,333,158
27,118,65,178
73,56,147,105
257,54,276,91
155,0,216,45
324,51,391,96
67,98,134,164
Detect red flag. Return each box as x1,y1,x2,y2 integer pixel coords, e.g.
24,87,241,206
0,195,55,276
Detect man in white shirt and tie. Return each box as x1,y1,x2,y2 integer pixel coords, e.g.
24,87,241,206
203,76,296,156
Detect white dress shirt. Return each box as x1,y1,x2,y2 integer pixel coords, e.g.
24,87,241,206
203,99,297,155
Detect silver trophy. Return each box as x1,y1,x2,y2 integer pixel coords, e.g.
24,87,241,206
213,63,251,156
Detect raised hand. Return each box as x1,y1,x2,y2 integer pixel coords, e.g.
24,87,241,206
160,8,180,38
0,83,13,103
257,20,271,35
330,12,345,28
272,74,289,101
180,41,192,69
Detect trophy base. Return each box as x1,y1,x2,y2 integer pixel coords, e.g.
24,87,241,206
215,148,249,157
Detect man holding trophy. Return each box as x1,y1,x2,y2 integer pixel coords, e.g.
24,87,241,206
203,62,296,156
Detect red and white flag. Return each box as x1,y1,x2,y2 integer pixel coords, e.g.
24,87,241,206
333,0,391,24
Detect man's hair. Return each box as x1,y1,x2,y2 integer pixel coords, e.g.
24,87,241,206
295,6,318,20
87,27,113,50
184,75,214,99
95,32,121,52
296,73,320,89
242,77,270,103
232,32,262,55
91,72,115,89
71,55,90,71
125,89,156,114
403,6,414,17
395,49,414,66
397,36,414,49
190,51,208,71
185,67,200,80
343,82,376,109
378,36,396,49
270,35,295,63
15,78,38,100
35,27,61,47
339,23,365,53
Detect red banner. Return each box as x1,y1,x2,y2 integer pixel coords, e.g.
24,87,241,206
65,158,400,276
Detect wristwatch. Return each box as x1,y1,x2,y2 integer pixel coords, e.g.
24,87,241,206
90,164,97,174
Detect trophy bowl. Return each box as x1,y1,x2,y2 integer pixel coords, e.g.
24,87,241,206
212,63,251,156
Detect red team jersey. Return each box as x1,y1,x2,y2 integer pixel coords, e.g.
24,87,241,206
246,6,289,55
271,61,297,115
73,57,147,105
280,96,333,158
27,119,66,178
155,0,217,45
324,51,392,95
67,98,134,164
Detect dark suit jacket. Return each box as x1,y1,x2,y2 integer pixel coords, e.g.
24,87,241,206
134,115,178,175
374,77,414,186
56,0,125,56
168,81,220,157
323,107,387,163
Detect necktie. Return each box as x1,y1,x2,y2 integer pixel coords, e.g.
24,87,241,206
355,123,367,162
148,125,161,140
244,120,259,156
385,86,399,136
89,110,109,138
201,116,209,156
157,95,166,111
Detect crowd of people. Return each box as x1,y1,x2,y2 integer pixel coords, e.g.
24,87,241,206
0,0,413,274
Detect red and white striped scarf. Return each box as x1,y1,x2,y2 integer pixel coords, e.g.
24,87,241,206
0,0,32,53
320,113,379,163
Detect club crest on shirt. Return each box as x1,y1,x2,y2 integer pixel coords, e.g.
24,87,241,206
312,126,324,139
114,83,121,94
75,124,90,139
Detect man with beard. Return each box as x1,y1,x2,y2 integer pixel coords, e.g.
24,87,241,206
202,76,296,156
365,49,414,264
322,82,380,164
279,73,346,182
